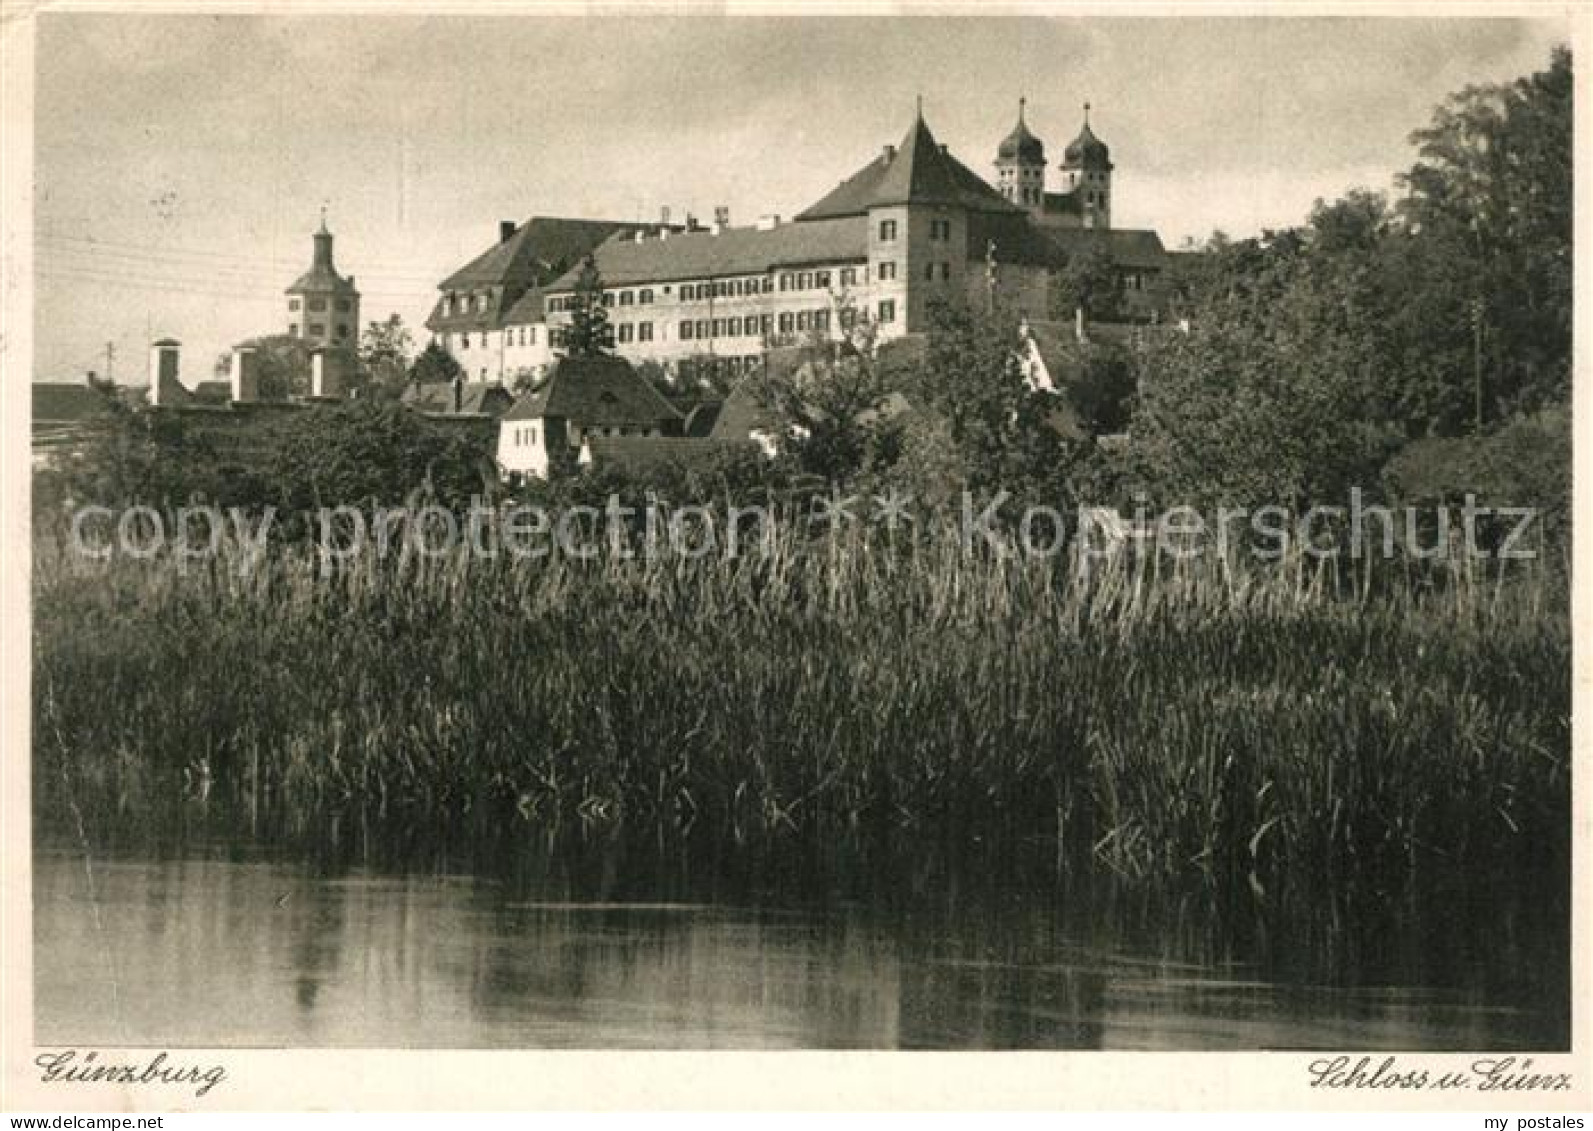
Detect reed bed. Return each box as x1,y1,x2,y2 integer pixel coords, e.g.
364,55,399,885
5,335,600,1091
32,517,1570,907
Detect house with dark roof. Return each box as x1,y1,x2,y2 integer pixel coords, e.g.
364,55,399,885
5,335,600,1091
498,355,683,478
402,378,514,419
427,217,663,383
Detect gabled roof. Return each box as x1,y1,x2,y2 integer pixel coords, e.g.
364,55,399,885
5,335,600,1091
797,114,1023,221
33,382,114,424
1040,227,1168,270
543,217,867,292
440,218,649,291
402,380,514,417
502,355,683,427
709,377,782,441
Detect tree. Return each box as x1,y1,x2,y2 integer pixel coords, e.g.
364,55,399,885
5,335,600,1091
1049,244,1124,324
357,314,416,401
562,255,612,358
409,340,464,386
214,334,311,401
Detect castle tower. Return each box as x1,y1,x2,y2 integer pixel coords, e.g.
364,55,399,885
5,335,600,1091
1060,102,1113,229
995,97,1047,213
285,212,360,349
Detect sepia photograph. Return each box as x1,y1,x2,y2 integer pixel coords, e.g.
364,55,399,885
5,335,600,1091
4,1,1585,1112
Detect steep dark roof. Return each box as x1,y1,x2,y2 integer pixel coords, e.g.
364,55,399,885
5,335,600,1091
402,380,514,417
1041,227,1168,270
709,378,782,441
286,266,357,294
798,115,1024,221
582,436,761,474
544,217,867,291
440,217,647,290
33,382,114,424
503,355,683,427
429,218,650,332
1041,189,1085,217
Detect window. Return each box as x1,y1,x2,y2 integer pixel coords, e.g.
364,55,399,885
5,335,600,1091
681,321,694,340
479,333,487,348
743,315,758,336
816,270,831,288
529,327,537,345
939,262,951,281
815,309,830,332
779,274,792,292
878,261,896,281
288,324,300,337
309,322,326,336
336,324,349,339
618,323,634,343
309,298,328,312
601,292,614,307
711,318,723,337
696,319,709,338
925,261,936,281
760,314,772,335
639,289,653,304
530,425,538,444
288,298,301,312
441,296,451,315
619,290,634,306
840,268,856,286
795,311,809,332
797,272,811,290
474,294,487,312
336,299,352,312
877,299,896,324
779,312,794,334
878,219,897,241
638,321,654,342
930,219,951,241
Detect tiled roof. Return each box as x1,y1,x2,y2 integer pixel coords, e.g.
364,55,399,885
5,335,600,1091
682,401,723,437
440,217,647,290
583,435,762,474
402,380,514,417
709,378,782,441
32,382,114,424
502,355,683,427
429,218,652,332
798,115,1023,221
1041,227,1168,270
544,217,868,292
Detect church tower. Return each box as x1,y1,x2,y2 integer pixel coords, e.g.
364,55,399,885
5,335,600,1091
285,212,360,348
1060,103,1113,229
995,97,1046,213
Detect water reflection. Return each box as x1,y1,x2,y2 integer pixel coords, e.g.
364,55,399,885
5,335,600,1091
33,846,1566,1050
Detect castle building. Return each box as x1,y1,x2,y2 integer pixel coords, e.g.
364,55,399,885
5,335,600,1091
286,216,360,347
429,103,1167,383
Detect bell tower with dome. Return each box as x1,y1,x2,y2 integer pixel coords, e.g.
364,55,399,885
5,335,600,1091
1060,102,1113,229
995,97,1047,214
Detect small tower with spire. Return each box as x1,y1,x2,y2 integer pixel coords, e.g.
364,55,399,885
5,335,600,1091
1060,102,1113,229
285,209,361,348
995,97,1047,213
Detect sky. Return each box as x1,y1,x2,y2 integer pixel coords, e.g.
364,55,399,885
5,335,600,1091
31,11,1569,386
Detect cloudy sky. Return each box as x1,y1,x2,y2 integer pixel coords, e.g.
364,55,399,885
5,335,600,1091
32,11,1568,384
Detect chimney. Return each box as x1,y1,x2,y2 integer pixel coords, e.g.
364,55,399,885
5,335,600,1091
660,205,672,226
756,214,780,231
499,220,517,243
685,213,700,232
147,339,182,407
310,348,342,400
882,144,896,162
230,347,259,403
713,205,729,228
1074,306,1086,343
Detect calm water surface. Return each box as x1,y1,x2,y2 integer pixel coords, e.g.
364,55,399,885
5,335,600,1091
34,839,1566,1050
